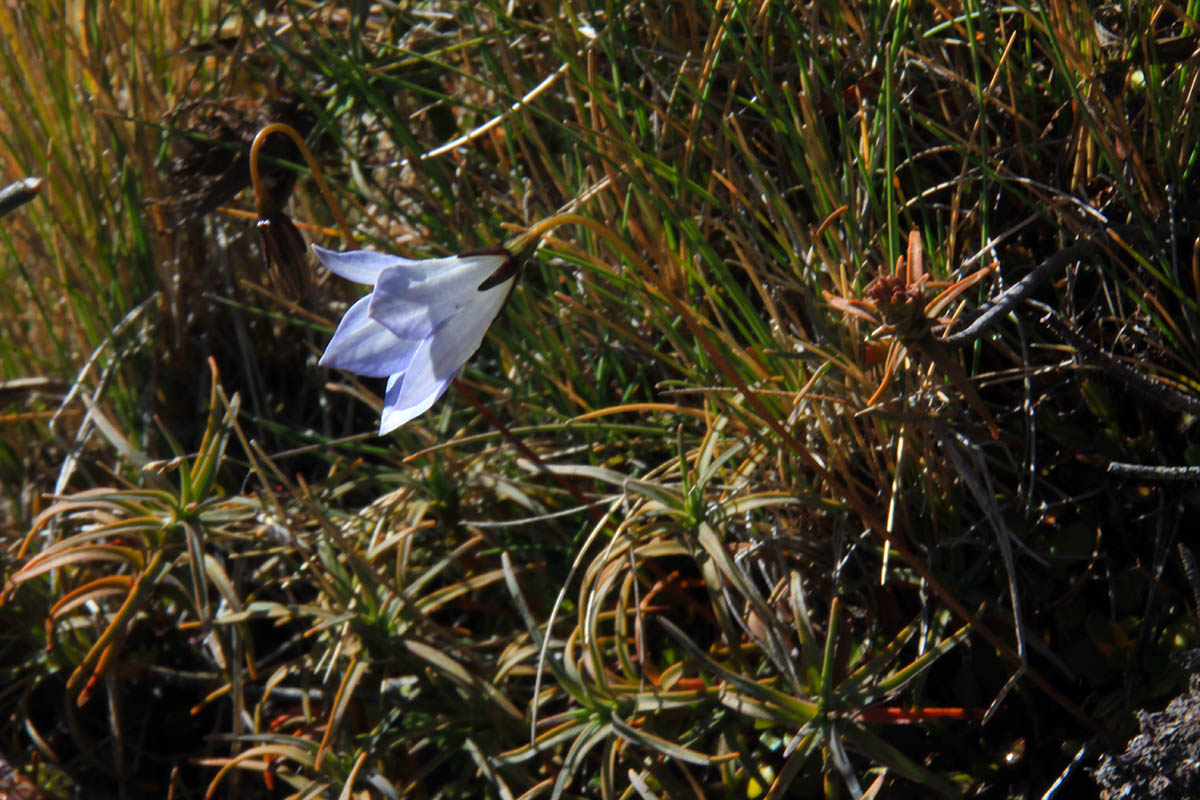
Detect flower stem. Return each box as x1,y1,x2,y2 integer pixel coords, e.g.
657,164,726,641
512,212,651,276
249,122,356,246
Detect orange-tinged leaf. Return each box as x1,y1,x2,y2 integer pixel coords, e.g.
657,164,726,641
314,655,368,770
926,261,996,318
854,706,980,723
12,545,145,584
46,575,134,632
203,743,318,800
862,341,891,367
66,552,164,703
905,229,924,285
825,291,882,325
866,341,904,406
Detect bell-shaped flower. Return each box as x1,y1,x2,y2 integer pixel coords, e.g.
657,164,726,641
315,244,519,434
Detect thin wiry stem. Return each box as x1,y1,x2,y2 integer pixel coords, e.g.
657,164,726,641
1030,300,1200,416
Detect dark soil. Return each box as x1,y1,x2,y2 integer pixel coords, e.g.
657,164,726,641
1092,673,1200,798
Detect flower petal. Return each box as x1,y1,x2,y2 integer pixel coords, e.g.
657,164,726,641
376,283,511,433
378,346,455,434
318,295,420,377
312,245,448,286
426,278,511,374
368,253,509,340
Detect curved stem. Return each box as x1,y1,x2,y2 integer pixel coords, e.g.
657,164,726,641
513,212,652,276
249,122,356,246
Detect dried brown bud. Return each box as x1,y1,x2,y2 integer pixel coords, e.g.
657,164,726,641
257,211,310,301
